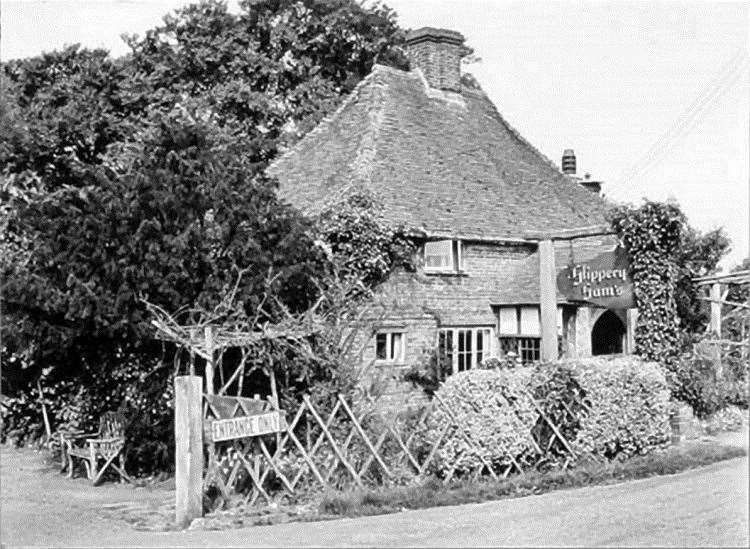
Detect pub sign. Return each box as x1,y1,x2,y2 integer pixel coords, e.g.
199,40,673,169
556,247,635,309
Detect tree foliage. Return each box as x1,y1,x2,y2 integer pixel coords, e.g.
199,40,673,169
1,0,411,472
674,226,731,335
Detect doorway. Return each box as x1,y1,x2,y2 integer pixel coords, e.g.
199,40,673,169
591,310,625,355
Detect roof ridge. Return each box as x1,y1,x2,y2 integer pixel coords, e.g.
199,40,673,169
470,80,612,214
467,78,565,178
347,66,390,193
267,68,382,178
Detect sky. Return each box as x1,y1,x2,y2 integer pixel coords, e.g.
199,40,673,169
2,0,748,270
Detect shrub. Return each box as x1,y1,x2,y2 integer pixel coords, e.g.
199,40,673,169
703,405,745,434
559,356,671,459
671,337,748,418
422,356,672,478
423,368,538,477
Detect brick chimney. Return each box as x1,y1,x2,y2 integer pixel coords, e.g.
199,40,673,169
406,27,466,92
561,149,576,175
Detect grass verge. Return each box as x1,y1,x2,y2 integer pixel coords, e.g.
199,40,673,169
320,442,746,518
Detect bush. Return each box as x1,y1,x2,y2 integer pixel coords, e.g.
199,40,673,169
703,405,745,434
422,356,672,477
671,337,748,418
423,368,538,477
558,356,671,459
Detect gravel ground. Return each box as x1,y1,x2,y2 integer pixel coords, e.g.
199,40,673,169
1,430,747,548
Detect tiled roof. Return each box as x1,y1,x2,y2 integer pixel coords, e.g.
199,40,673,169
269,64,613,240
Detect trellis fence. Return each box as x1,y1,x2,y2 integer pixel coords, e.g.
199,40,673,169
200,389,582,509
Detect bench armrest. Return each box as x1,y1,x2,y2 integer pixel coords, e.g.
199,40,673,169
86,437,124,445
62,431,99,440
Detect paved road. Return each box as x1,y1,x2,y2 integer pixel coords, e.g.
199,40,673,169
2,439,748,547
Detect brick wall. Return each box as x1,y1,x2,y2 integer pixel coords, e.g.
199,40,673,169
357,236,625,404
408,39,463,92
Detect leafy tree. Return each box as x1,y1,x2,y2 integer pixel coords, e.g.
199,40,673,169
0,0,412,470
674,226,731,335
3,105,325,377
122,0,407,167
1,46,132,188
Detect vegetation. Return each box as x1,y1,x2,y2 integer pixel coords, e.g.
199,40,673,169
421,356,671,479
0,0,409,474
608,200,685,366
319,443,746,519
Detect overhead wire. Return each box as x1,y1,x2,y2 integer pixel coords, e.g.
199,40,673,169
614,49,748,189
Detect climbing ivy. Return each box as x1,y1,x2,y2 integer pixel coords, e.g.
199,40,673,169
317,192,415,288
608,201,685,366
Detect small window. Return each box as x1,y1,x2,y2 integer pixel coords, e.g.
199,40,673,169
498,336,541,364
497,305,564,336
375,332,405,363
438,327,494,375
424,240,462,272
519,306,540,336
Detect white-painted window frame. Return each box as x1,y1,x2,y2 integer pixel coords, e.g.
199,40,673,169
375,331,406,363
438,326,496,374
424,239,462,273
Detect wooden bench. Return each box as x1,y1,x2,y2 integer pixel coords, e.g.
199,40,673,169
60,411,131,485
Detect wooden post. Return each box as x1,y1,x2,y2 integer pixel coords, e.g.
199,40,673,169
709,283,722,336
174,375,203,529
539,239,558,361
36,380,52,443
204,326,214,395
626,308,638,354
709,283,723,378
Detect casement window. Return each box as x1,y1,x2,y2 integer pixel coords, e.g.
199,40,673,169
375,332,405,363
437,327,494,375
496,305,563,364
424,239,462,273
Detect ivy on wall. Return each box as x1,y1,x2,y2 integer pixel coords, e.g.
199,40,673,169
608,201,685,366
317,192,415,288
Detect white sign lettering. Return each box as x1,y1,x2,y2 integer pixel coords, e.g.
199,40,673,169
209,411,285,442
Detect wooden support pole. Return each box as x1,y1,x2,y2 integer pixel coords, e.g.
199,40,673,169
539,239,558,361
204,326,215,395
36,379,52,443
709,283,722,336
174,375,203,529
709,283,723,378
626,308,638,354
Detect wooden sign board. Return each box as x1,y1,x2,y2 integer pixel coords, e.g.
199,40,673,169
557,248,635,309
207,410,286,443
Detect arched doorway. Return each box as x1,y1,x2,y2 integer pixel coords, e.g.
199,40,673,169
591,310,625,355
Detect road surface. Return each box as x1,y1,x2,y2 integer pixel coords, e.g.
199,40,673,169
1,436,747,547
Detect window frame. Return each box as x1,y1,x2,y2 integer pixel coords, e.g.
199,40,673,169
424,239,463,273
437,326,495,375
374,331,406,363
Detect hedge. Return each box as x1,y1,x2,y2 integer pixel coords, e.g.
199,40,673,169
423,368,538,477
423,356,672,477
557,356,671,459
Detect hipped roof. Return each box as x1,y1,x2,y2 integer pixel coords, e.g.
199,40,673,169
269,64,612,240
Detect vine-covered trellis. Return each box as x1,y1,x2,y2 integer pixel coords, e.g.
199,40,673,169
692,269,750,374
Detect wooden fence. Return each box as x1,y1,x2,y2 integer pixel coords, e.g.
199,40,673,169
200,389,581,508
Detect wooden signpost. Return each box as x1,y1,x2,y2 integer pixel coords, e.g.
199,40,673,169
174,375,287,528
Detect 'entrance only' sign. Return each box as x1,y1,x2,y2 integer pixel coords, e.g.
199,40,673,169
208,411,286,442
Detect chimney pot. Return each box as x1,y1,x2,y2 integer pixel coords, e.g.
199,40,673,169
406,27,466,92
561,149,576,175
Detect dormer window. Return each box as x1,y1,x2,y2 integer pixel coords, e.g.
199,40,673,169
424,239,462,273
